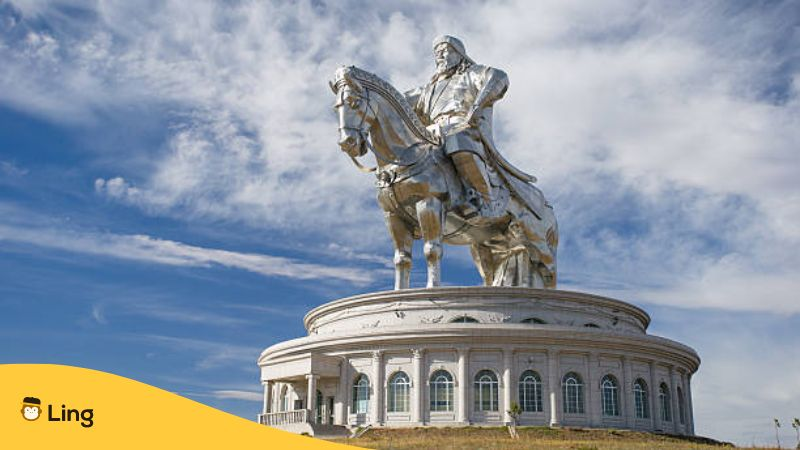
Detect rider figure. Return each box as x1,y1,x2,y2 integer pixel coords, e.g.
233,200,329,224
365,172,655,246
405,35,512,216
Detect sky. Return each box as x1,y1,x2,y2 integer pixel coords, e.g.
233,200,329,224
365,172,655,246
0,0,798,446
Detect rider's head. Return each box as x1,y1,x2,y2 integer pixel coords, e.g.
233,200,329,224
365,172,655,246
432,35,473,75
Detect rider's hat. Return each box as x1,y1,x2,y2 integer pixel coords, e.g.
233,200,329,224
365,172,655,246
432,35,474,64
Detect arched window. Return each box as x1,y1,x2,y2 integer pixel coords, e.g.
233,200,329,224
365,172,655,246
280,385,290,412
600,375,620,416
474,370,499,411
633,379,649,419
352,374,370,414
659,383,672,422
450,316,479,323
387,372,410,413
677,386,686,425
519,370,543,412
430,370,454,412
562,372,584,414
520,317,547,324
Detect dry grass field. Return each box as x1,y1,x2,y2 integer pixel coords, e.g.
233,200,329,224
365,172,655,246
328,426,776,450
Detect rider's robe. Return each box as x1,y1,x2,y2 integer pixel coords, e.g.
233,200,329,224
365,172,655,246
404,64,547,219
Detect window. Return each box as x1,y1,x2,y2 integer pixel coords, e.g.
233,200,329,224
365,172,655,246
450,316,479,323
583,323,600,328
600,375,620,416
519,370,543,412
520,317,547,324
633,379,649,419
430,370,454,412
353,374,370,414
677,387,686,425
659,383,672,422
562,372,584,414
280,385,290,412
474,370,499,411
387,372,410,413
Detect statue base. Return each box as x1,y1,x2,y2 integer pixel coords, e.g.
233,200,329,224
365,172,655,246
257,287,698,436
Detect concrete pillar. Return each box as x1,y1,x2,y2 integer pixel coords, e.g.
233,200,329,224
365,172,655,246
670,367,680,434
587,352,600,426
649,361,661,431
412,348,424,424
547,349,560,427
306,374,318,423
335,358,349,425
371,350,384,425
622,356,633,429
685,373,695,435
503,348,513,424
457,347,469,423
262,380,273,415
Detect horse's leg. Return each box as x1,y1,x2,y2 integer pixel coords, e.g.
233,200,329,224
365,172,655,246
416,197,443,288
383,211,413,290
470,244,496,286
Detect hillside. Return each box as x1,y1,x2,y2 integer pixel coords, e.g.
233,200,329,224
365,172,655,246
328,426,754,450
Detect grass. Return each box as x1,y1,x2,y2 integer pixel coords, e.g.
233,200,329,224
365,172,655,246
326,426,773,450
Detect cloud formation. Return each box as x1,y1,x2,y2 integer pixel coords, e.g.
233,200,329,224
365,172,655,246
0,222,374,284
4,1,797,313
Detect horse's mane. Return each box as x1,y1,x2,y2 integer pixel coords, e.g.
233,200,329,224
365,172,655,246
336,66,438,145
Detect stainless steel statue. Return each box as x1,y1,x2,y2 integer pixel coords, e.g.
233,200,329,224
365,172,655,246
333,35,558,290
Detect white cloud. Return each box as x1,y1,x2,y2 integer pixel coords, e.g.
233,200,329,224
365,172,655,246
209,390,262,402
135,334,259,371
116,301,253,327
90,303,107,325
0,160,28,178
0,222,375,284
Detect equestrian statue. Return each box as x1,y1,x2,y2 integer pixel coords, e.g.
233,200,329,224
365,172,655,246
332,35,558,290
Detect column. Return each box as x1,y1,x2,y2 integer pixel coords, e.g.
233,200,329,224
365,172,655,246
669,367,680,434
649,361,661,431
622,356,633,429
685,373,695,435
503,348,513,424
371,350,384,425
335,358,349,425
547,349,560,427
587,352,601,426
306,374,318,423
262,380,273,415
412,349,424,424
457,347,469,423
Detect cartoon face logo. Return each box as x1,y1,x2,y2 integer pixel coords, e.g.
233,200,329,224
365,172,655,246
21,397,42,421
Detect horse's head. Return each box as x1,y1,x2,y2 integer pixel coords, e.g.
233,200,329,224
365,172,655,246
331,66,372,158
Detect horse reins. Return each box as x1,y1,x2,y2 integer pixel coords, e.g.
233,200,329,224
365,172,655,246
337,85,429,174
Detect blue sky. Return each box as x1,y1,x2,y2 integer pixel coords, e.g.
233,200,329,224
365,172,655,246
1,0,799,446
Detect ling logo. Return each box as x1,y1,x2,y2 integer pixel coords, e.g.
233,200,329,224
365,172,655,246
22,397,42,421
20,396,94,428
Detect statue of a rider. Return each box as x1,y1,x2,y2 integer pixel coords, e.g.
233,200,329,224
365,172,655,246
405,35,535,217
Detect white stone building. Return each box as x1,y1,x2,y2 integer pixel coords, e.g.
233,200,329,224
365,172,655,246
257,287,699,436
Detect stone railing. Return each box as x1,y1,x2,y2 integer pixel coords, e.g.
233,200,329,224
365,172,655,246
258,409,310,426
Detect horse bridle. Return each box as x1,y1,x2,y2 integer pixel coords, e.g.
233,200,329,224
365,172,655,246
336,84,428,173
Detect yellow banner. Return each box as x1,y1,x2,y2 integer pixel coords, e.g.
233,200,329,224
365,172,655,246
0,364,361,449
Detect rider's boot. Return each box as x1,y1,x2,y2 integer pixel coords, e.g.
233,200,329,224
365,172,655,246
452,152,499,217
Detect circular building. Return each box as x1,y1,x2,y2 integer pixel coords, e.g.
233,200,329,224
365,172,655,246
256,287,699,437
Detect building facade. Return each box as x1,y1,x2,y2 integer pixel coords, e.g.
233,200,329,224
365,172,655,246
257,287,699,436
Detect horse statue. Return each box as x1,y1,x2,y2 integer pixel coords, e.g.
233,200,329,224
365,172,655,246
332,66,558,290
